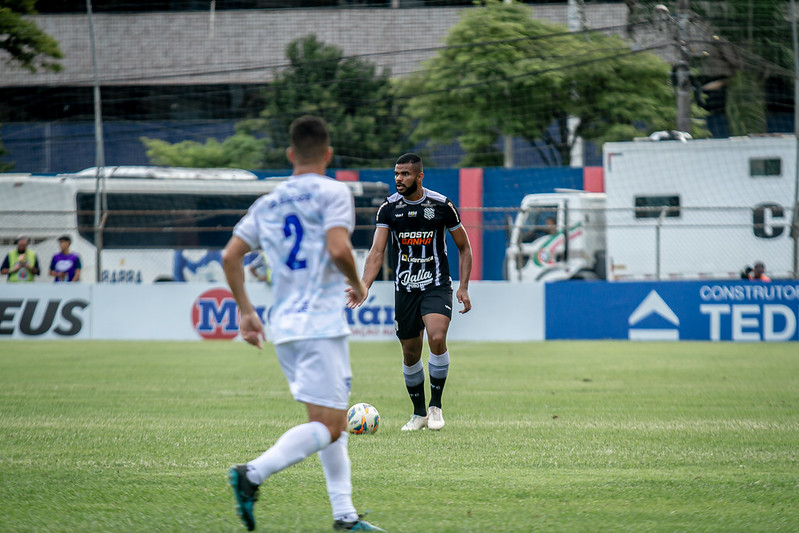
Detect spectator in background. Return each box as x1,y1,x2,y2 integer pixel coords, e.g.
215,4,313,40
749,261,771,282
50,235,82,282
1,235,40,282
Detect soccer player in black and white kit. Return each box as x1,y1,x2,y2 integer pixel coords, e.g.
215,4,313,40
347,153,472,431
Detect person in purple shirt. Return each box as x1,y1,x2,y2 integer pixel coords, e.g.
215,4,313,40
49,235,82,282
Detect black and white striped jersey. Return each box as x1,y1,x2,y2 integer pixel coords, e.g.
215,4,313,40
375,188,462,292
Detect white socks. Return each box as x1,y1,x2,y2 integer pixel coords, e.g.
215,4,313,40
319,431,358,522
246,421,331,486
244,422,357,522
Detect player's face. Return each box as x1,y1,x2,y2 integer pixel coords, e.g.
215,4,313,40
394,163,421,198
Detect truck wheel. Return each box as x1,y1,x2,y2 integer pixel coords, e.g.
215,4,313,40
572,270,599,280
594,251,607,280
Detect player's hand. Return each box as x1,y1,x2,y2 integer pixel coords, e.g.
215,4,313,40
456,287,471,314
239,309,266,349
345,281,368,309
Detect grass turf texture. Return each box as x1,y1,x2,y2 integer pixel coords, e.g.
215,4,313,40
1,341,797,532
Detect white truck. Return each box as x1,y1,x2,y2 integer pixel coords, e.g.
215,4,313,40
505,135,798,282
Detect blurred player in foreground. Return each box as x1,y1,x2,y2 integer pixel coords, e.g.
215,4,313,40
222,115,383,532
348,153,472,432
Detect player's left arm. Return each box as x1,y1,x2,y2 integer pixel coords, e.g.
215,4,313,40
222,235,265,348
449,226,472,314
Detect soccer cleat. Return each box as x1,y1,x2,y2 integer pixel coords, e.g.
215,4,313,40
333,513,386,531
427,406,445,430
228,464,259,531
400,414,428,431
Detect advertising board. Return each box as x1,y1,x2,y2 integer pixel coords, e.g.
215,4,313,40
546,281,799,341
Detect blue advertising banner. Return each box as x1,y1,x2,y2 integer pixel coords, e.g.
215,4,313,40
546,281,799,342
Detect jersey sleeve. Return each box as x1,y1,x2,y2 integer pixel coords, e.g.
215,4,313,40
375,200,390,228
444,198,462,231
232,203,261,250
323,182,355,233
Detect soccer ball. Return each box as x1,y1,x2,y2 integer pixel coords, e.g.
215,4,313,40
347,402,380,434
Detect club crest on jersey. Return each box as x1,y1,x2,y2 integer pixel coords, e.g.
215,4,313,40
424,207,435,220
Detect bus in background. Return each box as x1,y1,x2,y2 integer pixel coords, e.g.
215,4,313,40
0,166,388,283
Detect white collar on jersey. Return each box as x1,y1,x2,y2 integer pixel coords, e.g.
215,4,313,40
403,188,427,205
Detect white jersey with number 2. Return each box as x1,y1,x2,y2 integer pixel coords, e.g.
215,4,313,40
233,173,354,345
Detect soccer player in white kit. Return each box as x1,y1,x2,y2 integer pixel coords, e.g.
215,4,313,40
222,116,383,532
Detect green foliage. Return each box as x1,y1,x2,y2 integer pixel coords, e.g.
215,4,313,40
143,35,410,170
1,340,798,531
253,35,410,169
0,0,63,72
692,0,792,135
725,71,767,136
398,0,703,166
141,131,271,169
0,138,13,171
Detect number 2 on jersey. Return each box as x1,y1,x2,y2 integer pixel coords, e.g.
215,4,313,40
283,214,307,270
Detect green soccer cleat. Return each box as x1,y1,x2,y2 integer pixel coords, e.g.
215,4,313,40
333,513,386,531
228,464,259,531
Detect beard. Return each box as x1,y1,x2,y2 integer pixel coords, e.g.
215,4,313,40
398,180,418,197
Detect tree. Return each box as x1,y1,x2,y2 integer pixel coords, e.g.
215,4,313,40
0,0,63,72
143,35,409,169
1,0,64,171
626,0,793,137
398,0,705,167
142,130,270,169
693,0,792,136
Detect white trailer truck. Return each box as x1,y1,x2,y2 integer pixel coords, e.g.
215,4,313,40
505,135,798,281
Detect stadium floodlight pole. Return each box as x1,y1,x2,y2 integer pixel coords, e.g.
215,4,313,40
86,0,106,282
791,0,799,279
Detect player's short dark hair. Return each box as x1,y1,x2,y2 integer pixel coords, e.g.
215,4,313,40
289,115,330,164
396,153,423,168
58,235,71,243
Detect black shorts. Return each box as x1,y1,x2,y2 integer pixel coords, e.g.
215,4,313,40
394,285,453,340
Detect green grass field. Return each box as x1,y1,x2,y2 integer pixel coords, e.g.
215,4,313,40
1,341,797,532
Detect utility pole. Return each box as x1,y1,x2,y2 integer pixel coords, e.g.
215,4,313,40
87,0,106,282
675,0,692,133
791,0,799,278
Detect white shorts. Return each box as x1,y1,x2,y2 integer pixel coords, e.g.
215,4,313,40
275,335,352,410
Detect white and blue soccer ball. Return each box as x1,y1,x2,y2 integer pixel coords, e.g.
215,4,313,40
347,402,380,434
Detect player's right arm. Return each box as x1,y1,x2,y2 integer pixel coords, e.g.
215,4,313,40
347,226,388,308
222,235,265,349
